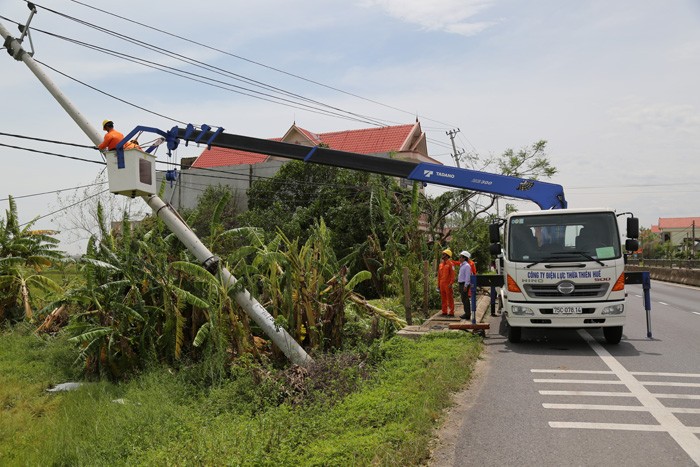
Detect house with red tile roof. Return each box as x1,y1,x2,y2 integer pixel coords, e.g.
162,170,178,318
192,121,440,169
171,121,442,212
653,217,699,252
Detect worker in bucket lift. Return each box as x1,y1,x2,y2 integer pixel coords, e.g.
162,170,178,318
97,120,141,151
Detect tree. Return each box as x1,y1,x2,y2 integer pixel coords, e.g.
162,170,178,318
0,196,63,322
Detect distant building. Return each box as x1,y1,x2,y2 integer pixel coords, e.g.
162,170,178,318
164,121,442,211
651,217,700,254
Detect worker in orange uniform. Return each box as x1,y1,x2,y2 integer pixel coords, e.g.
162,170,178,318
98,120,141,151
438,248,456,316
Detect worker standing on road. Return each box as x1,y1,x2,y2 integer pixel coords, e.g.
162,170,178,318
458,251,473,321
438,249,456,316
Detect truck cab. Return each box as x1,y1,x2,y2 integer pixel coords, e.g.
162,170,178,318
491,208,639,344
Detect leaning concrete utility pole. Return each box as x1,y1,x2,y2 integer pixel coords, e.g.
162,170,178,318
0,14,311,367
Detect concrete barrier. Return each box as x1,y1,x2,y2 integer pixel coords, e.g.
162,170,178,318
626,265,700,288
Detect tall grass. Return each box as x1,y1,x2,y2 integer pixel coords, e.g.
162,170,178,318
2,330,481,466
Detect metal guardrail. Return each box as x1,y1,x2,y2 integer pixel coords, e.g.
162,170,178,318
627,259,700,269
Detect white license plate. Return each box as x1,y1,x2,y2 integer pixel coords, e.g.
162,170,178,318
553,306,583,314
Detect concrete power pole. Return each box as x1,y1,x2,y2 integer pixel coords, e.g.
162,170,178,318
446,128,465,168
0,13,312,367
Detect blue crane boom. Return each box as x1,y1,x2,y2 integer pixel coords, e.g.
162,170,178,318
166,126,568,210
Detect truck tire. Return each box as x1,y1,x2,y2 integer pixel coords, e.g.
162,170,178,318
603,326,623,344
508,325,521,343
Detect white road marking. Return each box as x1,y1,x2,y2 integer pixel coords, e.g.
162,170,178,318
659,301,669,305
577,329,700,464
534,379,624,385
651,393,700,400
550,422,700,434
642,381,700,388
543,403,647,411
693,312,700,316
539,390,634,397
532,369,614,375
633,294,642,298
631,371,700,378
543,404,700,414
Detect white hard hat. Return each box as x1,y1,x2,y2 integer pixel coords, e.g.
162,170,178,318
460,250,470,258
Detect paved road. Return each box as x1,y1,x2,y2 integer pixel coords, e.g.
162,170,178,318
431,280,700,466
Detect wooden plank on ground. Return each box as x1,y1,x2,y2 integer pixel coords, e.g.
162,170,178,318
448,322,490,330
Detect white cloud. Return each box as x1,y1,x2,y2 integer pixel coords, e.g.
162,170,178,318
360,0,498,35
609,99,700,135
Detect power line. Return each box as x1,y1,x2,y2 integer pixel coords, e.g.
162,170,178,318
0,141,105,165
30,27,389,128
0,131,95,149
1,181,107,202
21,8,395,128
58,0,459,130
20,188,110,227
34,59,190,126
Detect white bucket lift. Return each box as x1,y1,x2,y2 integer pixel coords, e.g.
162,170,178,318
105,149,157,197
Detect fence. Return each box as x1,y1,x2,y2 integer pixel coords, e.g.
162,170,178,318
627,259,700,269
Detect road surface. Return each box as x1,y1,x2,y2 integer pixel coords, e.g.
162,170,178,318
430,280,700,466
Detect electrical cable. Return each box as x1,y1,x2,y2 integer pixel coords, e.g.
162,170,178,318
0,141,105,165
0,181,107,202
33,59,190,126
19,188,110,227
32,30,385,127
58,0,459,130
0,131,95,149
22,8,394,128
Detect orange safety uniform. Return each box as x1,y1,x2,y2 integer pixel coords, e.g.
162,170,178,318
438,258,456,315
98,128,125,151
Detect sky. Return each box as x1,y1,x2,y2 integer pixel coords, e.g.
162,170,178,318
0,0,699,254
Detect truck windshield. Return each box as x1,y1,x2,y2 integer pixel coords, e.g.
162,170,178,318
508,212,621,263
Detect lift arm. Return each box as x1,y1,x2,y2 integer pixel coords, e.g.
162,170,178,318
176,127,568,210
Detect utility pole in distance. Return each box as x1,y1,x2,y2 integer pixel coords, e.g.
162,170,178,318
446,128,465,168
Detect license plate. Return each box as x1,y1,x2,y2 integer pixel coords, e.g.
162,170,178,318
553,306,583,314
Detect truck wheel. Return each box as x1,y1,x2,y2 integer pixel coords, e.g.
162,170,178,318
508,325,521,343
603,326,623,344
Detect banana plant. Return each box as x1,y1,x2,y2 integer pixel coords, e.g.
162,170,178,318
0,196,64,322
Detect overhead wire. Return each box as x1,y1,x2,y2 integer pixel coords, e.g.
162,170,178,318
19,188,110,227
21,6,395,129
60,0,459,130
2,134,697,194
0,181,107,202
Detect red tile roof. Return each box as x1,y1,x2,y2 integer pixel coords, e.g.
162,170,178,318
657,217,700,230
192,124,417,169
192,146,269,168
650,225,660,233
319,124,415,154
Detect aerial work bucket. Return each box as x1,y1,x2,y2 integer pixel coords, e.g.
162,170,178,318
105,149,157,197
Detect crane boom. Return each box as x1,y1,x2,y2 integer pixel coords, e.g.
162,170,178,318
176,127,568,210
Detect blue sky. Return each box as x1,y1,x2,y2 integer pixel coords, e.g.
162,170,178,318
1,0,699,253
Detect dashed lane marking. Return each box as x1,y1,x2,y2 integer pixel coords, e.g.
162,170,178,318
659,301,669,305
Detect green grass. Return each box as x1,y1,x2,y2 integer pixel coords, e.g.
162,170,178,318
1,328,481,466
